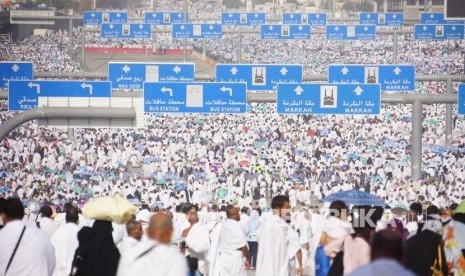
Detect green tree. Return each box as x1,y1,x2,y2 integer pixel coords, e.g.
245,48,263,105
223,0,244,9
356,1,374,11
342,1,355,11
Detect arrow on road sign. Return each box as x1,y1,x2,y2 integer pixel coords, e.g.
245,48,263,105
28,82,40,94
117,13,121,18
354,86,364,96
254,13,258,18
109,24,114,29
280,67,288,75
11,64,19,72
393,67,402,75
269,26,274,30
209,25,214,30
298,25,303,31
364,26,369,31
81,83,93,95
220,86,233,96
334,26,339,31
122,65,130,73
230,67,238,75
341,67,349,75
139,24,144,29
367,14,371,18
294,85,303,95
173,65,181,74
228,13,233,18
161,87,173,96
91,13,95,17
180,25,185,30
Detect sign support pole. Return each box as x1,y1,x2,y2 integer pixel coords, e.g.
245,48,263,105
393,30,398,63
446,78,453,146
183,0,187,62
69,18,73,58
411,99,423,180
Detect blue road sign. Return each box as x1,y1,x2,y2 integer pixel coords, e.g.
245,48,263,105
421,12,465,24
282,13,327,26
326,25,376,40
101,23,152,39
458,84,465,115
108,62,195,90
328,64,415,92
172,24,222,39
0,62,33,88
277,83,380,115
359,12,404,26
260,24,311,39
83,11,128,25
221,12,265,26
144,12,185,25
9,80,111,111
144,82,246,113
414,24,464,40
216,64,302,92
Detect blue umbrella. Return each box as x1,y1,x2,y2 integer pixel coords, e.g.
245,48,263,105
324,189,385,207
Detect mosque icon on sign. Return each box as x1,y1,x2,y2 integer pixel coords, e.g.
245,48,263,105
364,67,379,84
320,86,337,108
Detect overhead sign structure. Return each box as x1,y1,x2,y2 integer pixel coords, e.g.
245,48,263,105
414,24,464,40
458,84,465,115
282,13,327,26
216,64,303,92
101,23,152,39
0,62,33,88
277,83,381,115
359,12,404,26
144,82,247,113
9,80,111,111
328,64,415,92
326,25,376,40
83,11,128,25
172,24,222,39
144,12,185,25
260,24,311,39
108,62,195,90
421,12,464,24
221,12,266,26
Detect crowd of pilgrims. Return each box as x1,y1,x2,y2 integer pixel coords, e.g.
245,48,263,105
0,195,464,276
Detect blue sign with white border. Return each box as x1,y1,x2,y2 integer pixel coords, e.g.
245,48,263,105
216,64,303,92
83,11,128,25
0,62,33,88
359,12,404,26
277,83,380,115
458,84,465,115
101,23,152,39
108,62,195,90
221,12,265,26
414,24,464,40
282,13,327,26
421,12,465,24
144,82,246,113
326,25,376,40
260,24,311,39
144,12,185,25
9,80,111,111
172,24,222,39
328,64,415,91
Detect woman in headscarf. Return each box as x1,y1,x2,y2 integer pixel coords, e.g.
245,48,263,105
404,214,448,276
70,220,121,276
246,209,261,270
